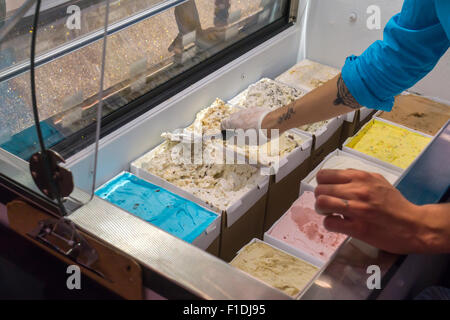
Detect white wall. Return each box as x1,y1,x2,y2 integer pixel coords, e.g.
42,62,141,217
303,0,450,101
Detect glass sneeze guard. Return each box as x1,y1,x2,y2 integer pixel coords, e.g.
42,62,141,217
2,0,289,159
0,0,291,213
0,0,108,213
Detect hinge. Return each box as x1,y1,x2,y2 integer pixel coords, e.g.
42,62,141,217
28,217,106,279
29,149,74,203
289,0,300,23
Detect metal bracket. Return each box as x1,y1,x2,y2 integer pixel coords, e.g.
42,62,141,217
28,217,105,279
7,200,143,299
29,149,74,200
289,0,300,23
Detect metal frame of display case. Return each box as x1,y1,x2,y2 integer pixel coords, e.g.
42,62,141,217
0,0,188,83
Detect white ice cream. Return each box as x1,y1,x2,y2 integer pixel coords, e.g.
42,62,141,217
231,78,306,110
308,154,400,187
135,140,262,211
186,98,239,135
298,121,330,134
276,59,340,91
135,99,263,211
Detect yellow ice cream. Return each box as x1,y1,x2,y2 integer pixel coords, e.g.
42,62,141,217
346,120,431,169
230,241,318,297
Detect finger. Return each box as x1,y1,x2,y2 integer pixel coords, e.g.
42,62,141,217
315,195,349,217
316,169,353,185
315,195,372,219
315,184,358,201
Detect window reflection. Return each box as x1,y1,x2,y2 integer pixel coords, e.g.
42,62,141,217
0,0,288,159
0,1,170,68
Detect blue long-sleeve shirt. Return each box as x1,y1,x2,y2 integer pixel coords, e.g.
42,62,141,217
342,0,450,111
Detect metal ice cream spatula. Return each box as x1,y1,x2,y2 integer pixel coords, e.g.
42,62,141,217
162,129,237,143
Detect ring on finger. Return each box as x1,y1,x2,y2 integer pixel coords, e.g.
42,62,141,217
342,199,349,210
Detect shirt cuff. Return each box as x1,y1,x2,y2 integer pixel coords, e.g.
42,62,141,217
341,55,395,112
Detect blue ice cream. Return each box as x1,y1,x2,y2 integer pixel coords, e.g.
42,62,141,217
95,172,218,243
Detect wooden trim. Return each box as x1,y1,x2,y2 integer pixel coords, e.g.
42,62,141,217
6,199,143,300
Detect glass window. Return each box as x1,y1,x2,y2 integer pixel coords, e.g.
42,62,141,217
0,1,172,69
0,0,291,161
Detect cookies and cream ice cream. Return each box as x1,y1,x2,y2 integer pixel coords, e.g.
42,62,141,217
134,139,261,211
231,78,306,110
379,94,450,136
186,98,239,135
308,154,400,187
137,98,266,211
268,191,347,263
161,98,238,140
345,120,431,169
181,98,307,167
230,241,319,297
276,59,340,91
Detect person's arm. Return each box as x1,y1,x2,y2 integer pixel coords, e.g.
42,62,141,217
314,169,450,254
261,74,359,135
342,0,449,111
221,74,360,137
222,0,449,134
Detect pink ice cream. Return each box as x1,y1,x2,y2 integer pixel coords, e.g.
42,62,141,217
268,191,347,262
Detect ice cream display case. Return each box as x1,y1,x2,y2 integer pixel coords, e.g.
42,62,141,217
1,0,449,300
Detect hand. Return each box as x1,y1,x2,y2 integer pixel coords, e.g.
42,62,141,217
314,169,434,254
221,107,271,131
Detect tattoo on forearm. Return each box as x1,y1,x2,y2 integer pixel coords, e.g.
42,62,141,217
278,107,296,124
334,75,362,109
